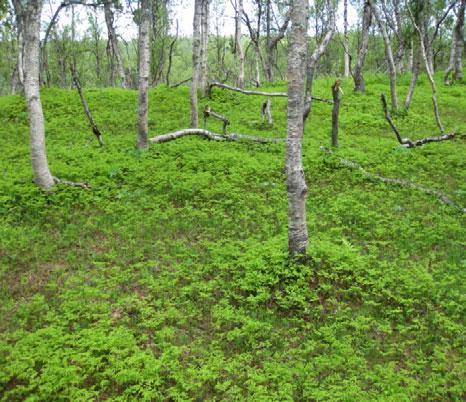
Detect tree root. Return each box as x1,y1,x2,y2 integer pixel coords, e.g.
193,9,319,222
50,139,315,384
149,129,284,144
320,147,465,213
53,177,91,189
381,94,455,147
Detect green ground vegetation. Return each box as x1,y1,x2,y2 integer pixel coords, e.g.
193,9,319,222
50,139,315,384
0,74,465,400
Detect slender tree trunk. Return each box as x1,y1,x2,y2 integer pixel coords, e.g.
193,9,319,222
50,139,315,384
166,20,178,87
12,0,25,93
409,8,445,134
370,0,398,112
303,3,334,122
405,43,421,110
104,1,127,88
191,0,202,127
199,0,210,95
286,0,309,255
23,0,54,189
343,0,350,77
137,0,151,150
353,1,371,92
445,0,465,83
235,0,245,88
254,45,262,86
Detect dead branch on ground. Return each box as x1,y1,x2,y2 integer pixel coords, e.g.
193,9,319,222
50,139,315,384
320,147,465,213
149,129,284,144
208,81,333,104
203,105,230,134
381,94,455,147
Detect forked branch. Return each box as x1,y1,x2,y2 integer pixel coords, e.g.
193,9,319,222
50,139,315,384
381,94,455,147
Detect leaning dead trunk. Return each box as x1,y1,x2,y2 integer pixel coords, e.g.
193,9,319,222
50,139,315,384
137,0,151,150
286,0,309,255
23,0,54,189
353,1,371,92
104,1,127,88
191,0,202,127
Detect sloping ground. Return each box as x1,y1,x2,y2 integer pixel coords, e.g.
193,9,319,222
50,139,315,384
0,75,464,400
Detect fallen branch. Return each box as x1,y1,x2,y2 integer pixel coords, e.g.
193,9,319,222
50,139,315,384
70,63,104,146
170,77,192,88
203,105,230,134
381,94,455,147
320,147,465,213
53,176,91,189
208,81,333,104
149,129,284,144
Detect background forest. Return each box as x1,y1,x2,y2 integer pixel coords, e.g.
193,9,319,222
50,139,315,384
0,0,465,400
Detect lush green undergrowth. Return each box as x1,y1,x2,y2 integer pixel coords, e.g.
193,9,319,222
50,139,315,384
0,74,465,401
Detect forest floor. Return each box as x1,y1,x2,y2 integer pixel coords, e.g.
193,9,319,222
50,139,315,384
0,74,465,401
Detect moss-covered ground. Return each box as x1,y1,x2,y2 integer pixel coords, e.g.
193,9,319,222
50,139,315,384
0,74,465,400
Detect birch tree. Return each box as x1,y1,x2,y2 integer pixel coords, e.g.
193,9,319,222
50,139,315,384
444,0,465,83
353,0,371,92
234,0,245,88
199,0,210,95
191,0,202,127
137,0,151,150
21,0,54,189
343,0,350,77
370,0,398,112
286,0,309,255
104,0,127,88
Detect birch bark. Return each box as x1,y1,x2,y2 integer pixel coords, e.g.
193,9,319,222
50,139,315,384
23,0,54,189
286,0,309,255
353,1,371,92
191,0,202,127
104,1,127,88
137,0,151,150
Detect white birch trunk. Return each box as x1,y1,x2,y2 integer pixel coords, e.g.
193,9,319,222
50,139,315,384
452,0,465,81
370,0,398,112
286,0,309,255
199,0,210,95
343,0,350,77
23,0,54,189
137,0,151,150
235,0,245,88
353,1,371,92
104,1,127,88
191,0,202,127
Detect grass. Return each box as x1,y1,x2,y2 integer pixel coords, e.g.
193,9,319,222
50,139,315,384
0,74,465,401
